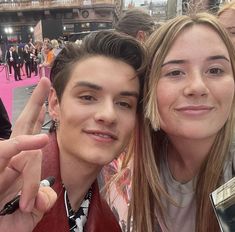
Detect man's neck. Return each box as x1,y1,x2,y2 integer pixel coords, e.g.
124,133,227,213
59,150,101,211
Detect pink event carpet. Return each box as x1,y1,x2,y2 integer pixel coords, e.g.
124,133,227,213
0,65,39,121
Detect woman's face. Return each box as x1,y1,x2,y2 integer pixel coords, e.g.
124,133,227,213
156,25,234,141
49,55,139,166
218,9,235,46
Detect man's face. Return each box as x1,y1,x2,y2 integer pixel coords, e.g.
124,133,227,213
49,55,139,168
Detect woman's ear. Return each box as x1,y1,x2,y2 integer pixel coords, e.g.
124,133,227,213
48,88,60,120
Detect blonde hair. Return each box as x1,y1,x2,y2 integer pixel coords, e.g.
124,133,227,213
218,0,235,16
51,39,59,49
129,12,235,232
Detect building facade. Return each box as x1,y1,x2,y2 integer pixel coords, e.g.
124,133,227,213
0,0,123,43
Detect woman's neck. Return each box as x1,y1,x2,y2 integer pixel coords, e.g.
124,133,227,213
166,135,216,183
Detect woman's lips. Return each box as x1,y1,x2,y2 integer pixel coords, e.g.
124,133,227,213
175,105,214,116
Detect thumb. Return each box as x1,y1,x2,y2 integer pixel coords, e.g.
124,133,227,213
31,187,57,224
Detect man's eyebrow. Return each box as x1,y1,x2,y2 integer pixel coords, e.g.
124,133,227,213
73,81,139,98
73,81,102,90
120,91,139,99
161,59,186,67
206,55,230,63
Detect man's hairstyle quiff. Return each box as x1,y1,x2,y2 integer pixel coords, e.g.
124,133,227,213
50,30,147,102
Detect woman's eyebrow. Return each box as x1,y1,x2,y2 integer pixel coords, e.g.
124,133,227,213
161,59,186,67
206,55,230,63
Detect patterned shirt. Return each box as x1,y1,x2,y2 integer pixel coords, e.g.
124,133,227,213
64,187,92,232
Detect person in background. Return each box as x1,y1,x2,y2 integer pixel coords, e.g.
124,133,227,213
12,46,22,81
6,46,14,76
28,38,35,50
39,42,55,78
23,45,32,78
18,46,25,77
217,0,235,46
0,30,147,232
41,37,50,64
34,41,43,77
58,38,65,49
51,39,62,57
129,12,235,232
115,8,155,42
30,48,38,77
0,98,11,139
0,46,3,63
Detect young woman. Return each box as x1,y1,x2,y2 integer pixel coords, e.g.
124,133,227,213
218,0,235,46
0,30,147,232
129,12,235,232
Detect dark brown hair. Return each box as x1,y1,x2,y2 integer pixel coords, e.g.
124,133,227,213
49,30,147,131
115,9,155,38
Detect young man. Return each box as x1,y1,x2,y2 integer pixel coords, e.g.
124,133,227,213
0,30,146,232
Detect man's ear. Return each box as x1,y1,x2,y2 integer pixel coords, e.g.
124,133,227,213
48,88,60,120
136,30,146,42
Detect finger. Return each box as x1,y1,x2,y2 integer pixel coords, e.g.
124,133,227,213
32,104,47,134
12,77,51,137
0,134,48,172
30,186,57,214
21,187,57,229
9,151,42,211
0,167,22,198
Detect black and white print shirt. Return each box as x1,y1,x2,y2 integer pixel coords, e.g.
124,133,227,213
64,187,92,232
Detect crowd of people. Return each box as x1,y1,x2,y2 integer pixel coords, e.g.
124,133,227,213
0,1,235,232
4,37,63,81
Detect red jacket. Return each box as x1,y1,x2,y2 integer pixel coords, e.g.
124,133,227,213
33,133,121,232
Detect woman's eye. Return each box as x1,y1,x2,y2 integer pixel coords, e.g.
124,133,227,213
208,68,224,75
165,70,184,77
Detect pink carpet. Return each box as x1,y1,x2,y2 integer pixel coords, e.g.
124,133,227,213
0,65,39,120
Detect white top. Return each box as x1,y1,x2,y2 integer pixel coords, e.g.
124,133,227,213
159,141,235,232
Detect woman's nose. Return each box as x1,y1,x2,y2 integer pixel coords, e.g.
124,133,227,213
183,72,209,97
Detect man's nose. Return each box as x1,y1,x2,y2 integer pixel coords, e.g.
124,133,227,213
94,99,117,125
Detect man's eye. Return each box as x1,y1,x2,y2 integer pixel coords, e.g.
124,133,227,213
117,101,131,109
79,95,95,101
